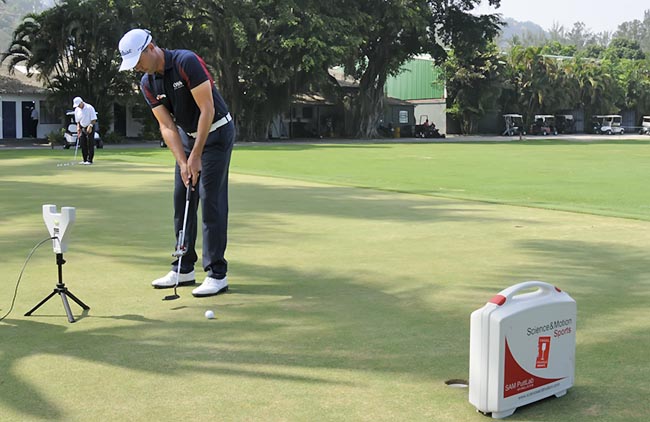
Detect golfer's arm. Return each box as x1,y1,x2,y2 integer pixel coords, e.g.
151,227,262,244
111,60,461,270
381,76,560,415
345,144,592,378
152,106,186,165
189,81,215,155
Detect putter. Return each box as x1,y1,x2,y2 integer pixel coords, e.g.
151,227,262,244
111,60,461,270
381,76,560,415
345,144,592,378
73,133,80,163
163,177,193,301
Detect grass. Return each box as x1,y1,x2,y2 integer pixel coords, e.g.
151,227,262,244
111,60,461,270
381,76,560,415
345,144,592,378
1,139,649,421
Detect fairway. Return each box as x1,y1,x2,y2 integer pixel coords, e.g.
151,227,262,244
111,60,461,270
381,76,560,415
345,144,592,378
1,140,649,422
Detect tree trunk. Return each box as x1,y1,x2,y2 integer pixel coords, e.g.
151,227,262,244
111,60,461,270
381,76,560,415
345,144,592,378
357,66,387,139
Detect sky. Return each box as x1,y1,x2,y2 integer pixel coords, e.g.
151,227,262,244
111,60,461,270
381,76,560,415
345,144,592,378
473,0,649,34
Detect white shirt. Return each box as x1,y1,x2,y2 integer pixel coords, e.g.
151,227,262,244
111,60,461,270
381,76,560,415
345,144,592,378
75,103,97,128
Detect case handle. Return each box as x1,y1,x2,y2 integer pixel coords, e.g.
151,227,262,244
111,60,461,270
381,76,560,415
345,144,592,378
489,281,561,306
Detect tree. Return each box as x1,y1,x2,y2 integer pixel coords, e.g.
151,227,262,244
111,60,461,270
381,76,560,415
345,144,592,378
603,37,646,60
444,42,505,134
131,0,356,141
343,0,501,138
0,0,50,50
199,0,356,141
614,10,650,54
1,0,136,133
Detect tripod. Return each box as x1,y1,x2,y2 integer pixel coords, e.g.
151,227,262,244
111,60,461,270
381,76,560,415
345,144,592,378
25,253,90,323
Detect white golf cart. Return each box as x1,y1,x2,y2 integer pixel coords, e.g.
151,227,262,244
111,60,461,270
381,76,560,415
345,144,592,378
63,110,102,149
639,116,650,135
555,114,575,134
592,115,624,135
502,114,525,136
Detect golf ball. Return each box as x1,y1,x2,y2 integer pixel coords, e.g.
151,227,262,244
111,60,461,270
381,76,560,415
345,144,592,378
205,310,215,319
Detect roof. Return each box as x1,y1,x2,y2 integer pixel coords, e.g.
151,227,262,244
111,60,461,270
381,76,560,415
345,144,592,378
385,96,414,107
0,64,49,95
292,93,335,106
328,67,359,88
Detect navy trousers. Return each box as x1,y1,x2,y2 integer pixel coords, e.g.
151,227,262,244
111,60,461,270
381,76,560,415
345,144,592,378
79,128,94,163
172,121,235,279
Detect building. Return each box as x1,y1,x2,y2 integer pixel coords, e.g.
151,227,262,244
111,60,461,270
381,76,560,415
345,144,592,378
385,56,446,134
0,65,60,140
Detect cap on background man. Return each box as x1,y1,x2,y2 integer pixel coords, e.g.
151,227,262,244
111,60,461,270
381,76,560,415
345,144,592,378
73,97,83,108
118,29,152,71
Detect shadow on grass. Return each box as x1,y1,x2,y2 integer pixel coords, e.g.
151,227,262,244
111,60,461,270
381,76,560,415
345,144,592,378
0,258,459,420
2,154,650,420
1,160,535,264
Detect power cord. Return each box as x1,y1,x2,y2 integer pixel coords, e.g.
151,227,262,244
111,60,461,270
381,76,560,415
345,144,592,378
0,236,56,322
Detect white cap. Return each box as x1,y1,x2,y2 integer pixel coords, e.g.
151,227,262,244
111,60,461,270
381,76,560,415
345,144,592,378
118,29,152,71
73,97,83,108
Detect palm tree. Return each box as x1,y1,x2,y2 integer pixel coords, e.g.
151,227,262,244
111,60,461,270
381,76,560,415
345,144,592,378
2,0,135,132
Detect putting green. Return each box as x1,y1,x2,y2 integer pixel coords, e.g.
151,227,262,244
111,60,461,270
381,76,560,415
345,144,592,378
1,144,649,421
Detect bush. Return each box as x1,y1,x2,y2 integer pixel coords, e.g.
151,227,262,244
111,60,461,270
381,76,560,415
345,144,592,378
47,128,65,146
102,131,124,144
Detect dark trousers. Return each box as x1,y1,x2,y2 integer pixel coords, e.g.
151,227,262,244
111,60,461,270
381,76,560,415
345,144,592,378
172,121,235,279
79,128,94,163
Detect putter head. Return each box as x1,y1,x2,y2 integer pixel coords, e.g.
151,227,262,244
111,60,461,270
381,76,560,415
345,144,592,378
162,293,180,301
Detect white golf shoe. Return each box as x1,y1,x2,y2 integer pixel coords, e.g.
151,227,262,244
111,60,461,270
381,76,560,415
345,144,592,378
192,276,228,297
151,270,196,289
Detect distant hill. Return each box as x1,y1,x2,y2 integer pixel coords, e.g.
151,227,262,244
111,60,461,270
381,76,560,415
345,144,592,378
0,1,53,57
496,18,548,48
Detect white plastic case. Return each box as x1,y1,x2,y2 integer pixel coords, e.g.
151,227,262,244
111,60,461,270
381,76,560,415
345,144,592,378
469,281,576,418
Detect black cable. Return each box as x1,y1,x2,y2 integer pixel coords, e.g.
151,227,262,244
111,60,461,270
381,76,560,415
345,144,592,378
0,236,56,322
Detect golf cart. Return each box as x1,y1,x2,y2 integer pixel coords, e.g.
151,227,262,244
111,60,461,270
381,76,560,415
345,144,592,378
502,114,525,136
63,110,102,149
555,114,575,134
414,115,445,138
530,115,558,135
592,115,624,135
639,116,650,135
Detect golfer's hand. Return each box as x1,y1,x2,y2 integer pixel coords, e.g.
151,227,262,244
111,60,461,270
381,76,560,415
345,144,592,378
86,125,93,134
186,153,202,187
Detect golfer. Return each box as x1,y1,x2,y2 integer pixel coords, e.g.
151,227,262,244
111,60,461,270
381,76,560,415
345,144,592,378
72,97,97,165
118,29,234,297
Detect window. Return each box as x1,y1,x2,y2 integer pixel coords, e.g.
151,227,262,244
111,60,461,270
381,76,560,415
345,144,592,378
39,100,59,124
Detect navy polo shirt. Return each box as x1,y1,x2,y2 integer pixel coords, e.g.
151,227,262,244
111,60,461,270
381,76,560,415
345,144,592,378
140,49,229,134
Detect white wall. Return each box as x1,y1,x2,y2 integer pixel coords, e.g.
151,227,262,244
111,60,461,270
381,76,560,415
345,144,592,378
0,93,58,139
412,99,447,134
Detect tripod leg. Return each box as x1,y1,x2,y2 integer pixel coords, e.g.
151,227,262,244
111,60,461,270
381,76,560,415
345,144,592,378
24,290,58,316
64,289,90,310
59,292,76,323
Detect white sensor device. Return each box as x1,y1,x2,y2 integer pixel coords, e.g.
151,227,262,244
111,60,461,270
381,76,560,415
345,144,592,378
42,205,76,253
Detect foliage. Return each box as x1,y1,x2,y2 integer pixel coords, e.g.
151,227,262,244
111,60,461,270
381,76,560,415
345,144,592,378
342,0,502,138
495,39,650,127
0,0,50,50
46,127,64,145
615,58,650,113
602,37,646,60
501,46,574,124
101,130,123,144
444,43,505,134
614,10,650,54
204,0,355,141
1,0,136,135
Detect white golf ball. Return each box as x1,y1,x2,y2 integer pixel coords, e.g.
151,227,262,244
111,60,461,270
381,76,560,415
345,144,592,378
205,310,215,319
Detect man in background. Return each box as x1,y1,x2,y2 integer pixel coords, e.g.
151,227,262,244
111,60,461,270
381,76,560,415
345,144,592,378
30,104,39,138
72,97,97,165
